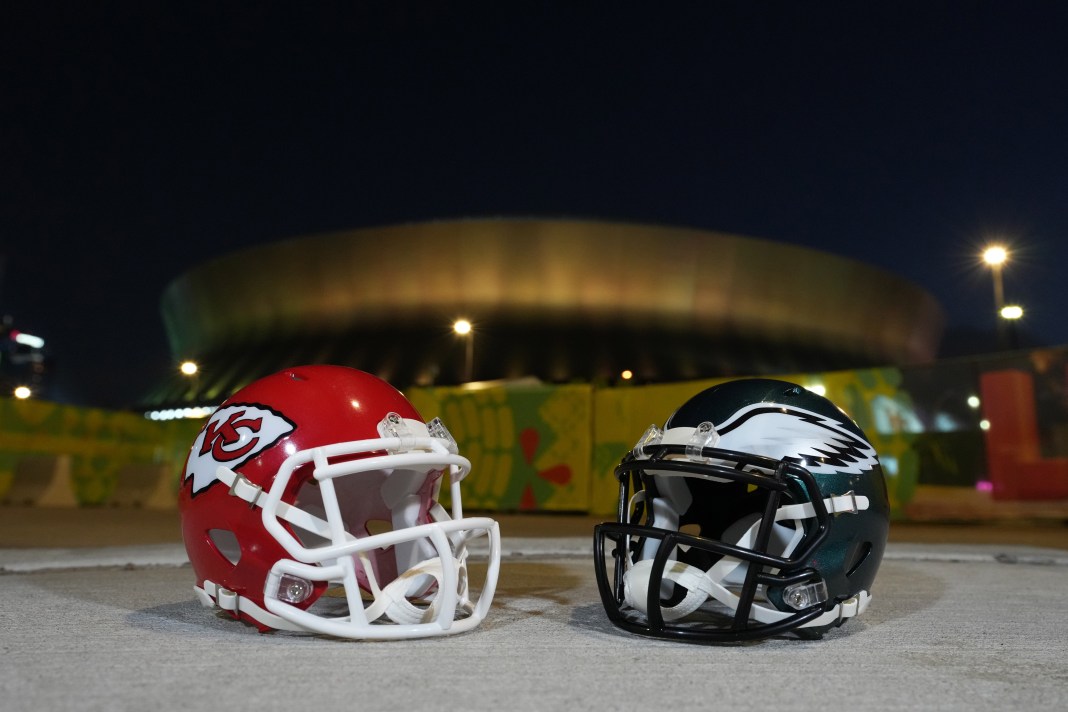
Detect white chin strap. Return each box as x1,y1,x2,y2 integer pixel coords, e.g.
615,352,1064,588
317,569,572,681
624,559,723,621
622,559,871,628
196,579,304,632
623,492,872,629
360,556,474,626
195,540,491,637
196,555,472,631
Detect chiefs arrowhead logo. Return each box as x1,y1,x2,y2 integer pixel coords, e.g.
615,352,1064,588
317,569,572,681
185,403,296,494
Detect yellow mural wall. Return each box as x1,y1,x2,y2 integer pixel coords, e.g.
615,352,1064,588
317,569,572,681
0,367,961,517
408,383,593,511
0,397,200,506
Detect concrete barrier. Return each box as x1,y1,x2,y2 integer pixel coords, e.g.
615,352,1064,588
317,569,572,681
1,455,77,507
110,463,179,509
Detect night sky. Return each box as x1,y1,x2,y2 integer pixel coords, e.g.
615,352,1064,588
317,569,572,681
3,2,1067,408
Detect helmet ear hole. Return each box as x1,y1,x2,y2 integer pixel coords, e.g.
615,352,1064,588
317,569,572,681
678,523,701,552
846,541,873,578
365,518,392,536
679,522,701,537
208,528,241,565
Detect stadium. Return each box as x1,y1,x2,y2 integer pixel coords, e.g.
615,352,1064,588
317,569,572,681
147,218,945,408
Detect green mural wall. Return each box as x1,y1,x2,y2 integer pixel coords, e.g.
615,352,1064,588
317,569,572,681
0,398,199,505
9,350,1065,517
0,371,942,516
408,384,592,511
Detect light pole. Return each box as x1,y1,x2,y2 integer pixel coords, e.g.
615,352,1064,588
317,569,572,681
180,360,200,400
453,320,473,382
982,245,1008,349
1000,304,1024,350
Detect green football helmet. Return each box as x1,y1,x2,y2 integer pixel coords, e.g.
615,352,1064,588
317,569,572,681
594,378,890,643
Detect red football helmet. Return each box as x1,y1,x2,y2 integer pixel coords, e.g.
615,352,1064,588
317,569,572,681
178,365,500,639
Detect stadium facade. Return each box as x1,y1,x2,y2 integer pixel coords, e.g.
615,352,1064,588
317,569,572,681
146,219,944,408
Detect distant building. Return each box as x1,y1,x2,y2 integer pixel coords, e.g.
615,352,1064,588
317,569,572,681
0,316,51,400
144,219,944,408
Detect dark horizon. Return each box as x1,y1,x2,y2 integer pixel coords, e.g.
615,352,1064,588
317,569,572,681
3,2,1067,408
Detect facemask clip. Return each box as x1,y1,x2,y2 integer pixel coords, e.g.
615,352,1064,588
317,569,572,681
783,579,829,610
631,425,663,459
265,572,314,604
684,421,720,462
379,412,411,439
427,417,459,454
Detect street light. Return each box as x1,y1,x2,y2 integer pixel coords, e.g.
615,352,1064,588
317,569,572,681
1000,305,1023,320
453,319,473,382
982,245,1009,349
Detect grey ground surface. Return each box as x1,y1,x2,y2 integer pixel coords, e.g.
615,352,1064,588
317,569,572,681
2,509,1068,711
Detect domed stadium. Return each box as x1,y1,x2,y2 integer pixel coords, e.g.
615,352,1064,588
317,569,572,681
145,218,944,408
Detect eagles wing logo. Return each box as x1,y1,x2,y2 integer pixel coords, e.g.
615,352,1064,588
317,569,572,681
185,403,296,494
714,404,878,475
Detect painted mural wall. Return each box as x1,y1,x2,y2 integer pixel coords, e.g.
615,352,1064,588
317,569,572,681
3,346,1067,518
407,384,593,512
0,397,200,507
